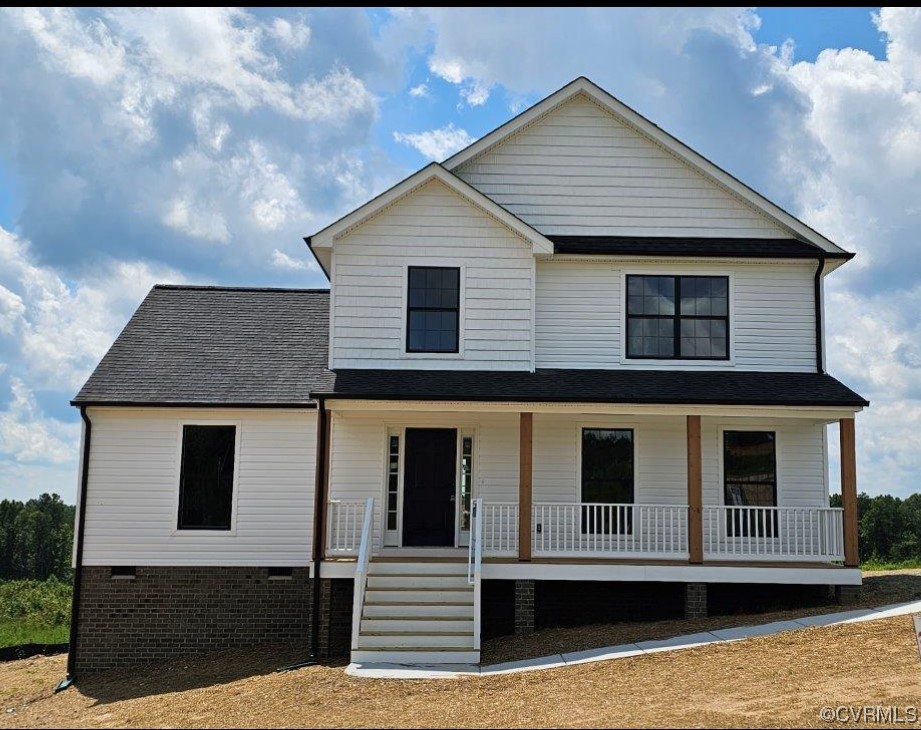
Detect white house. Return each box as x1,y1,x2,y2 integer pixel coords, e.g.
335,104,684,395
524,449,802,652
68,77,867,675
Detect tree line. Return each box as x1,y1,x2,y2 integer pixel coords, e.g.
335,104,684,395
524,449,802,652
0,494,75,581
831,492,921,564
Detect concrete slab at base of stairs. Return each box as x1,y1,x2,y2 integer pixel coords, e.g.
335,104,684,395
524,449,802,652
346,662,479,679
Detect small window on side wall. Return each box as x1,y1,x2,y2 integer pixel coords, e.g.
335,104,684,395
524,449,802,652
178,425,236,531
406,266,460,353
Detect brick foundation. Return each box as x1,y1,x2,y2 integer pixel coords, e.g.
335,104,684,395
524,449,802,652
74,567,352,674
684,582,707,619
835,584,861,605
514,579,535,635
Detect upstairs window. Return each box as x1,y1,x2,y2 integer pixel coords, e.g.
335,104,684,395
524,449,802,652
177,425,236,530
626,275,729,360
406,266,460,353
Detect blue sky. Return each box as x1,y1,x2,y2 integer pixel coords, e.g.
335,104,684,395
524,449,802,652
1,7,919,504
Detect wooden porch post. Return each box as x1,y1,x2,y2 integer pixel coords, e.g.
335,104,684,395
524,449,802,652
840,418,859,567
686,415,703,564
519,412,533,562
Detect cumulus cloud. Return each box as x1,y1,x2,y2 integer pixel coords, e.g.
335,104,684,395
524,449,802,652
0,378,77,465
393,123,475,160
271,248,316,272
409,83,429,98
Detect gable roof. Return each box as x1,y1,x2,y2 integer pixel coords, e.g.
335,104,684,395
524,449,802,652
444,77,850,258
306,163,554,275
73,285,335,407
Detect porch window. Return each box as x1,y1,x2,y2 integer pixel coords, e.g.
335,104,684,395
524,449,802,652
626,275,729,359
177,425,236,530
723,430,777,537
581,428,634,533
460,435,473,532
406,266,460,353
387,435,400,531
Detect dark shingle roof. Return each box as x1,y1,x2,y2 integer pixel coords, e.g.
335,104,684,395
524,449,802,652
550,236,854,260
318,369,868,407
73,285,334,406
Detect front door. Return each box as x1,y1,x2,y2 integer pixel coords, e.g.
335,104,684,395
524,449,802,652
402,428,457,547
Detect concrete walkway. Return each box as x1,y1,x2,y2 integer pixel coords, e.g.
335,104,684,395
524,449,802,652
345,599,921,679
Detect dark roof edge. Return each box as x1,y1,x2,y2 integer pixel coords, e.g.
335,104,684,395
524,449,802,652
553,248,855,261
304,236,330,281
153,284,330,293
311,392,869,408
71,400,318,409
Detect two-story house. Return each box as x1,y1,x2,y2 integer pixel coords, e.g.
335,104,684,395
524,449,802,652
68,78,867,676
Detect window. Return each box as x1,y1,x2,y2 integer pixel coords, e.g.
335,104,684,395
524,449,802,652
460,435,473,532
177,425,236,530
581,428,634,533
626,275,729,359
723,430,777,537
386,434,400,531
406,266,460,353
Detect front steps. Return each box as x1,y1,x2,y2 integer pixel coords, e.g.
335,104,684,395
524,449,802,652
351,559,478,664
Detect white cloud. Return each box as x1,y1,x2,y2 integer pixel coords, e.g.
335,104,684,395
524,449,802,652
409,83,429,98
271,248,316,272
0,378,77,465
268,17,311,50
460,79,490,106
393,123,475,160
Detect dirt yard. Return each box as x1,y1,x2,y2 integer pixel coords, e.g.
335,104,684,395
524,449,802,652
1,571,919,729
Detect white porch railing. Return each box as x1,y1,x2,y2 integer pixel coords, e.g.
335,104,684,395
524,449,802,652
482,502,519,556
327,499,366,555
350,497,375,652
532,503,689,558
703,506,844,561
467,498,484,651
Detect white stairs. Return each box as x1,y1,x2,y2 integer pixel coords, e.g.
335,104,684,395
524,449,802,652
351,559,478,664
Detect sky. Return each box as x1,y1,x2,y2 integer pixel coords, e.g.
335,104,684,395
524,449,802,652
0,7,918,504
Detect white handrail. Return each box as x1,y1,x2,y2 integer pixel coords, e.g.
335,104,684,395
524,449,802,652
468,497,484,651
327,499,366,555
350,496,375,652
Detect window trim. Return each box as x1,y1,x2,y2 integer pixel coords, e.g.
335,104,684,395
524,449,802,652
401,262,465,359
172,420,242,536
405,265,462,354
717,425,781,509
619,269,735,367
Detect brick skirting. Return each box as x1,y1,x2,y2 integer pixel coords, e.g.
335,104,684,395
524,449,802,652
74,567,352,674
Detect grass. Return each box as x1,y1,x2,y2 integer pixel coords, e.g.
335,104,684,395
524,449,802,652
0,579,71,649
2,616,920,728
862,558,921,571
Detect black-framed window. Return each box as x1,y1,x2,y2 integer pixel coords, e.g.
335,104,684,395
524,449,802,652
723,430,777,537
626,275,729,359
177,425,236,530
581,428,634,533
406,266,460,353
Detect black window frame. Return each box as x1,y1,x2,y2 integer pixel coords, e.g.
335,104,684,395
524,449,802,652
580,427,635,534
177,424,237,531
405,266,461,354
626,274,730,361
722,429,778,537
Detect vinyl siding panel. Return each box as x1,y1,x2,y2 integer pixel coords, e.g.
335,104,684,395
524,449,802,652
535,259,817,371
82,408,317,566
331,179,534,370
455,94,788,238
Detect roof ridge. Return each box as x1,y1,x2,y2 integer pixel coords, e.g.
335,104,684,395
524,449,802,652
153,284,330,293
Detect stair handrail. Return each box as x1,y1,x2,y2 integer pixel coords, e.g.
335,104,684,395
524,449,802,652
350,496,375,652
468,497,484,650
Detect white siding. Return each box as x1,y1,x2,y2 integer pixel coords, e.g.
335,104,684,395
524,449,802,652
331,179,534,370
82,408,317,566
455,94,788,238
535,259,817,371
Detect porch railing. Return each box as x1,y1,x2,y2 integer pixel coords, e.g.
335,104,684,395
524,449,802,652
532,503,689,558
703,506,844,561
482,502,519,556
327,499,366,555
350,497,375,651
467,498,484,651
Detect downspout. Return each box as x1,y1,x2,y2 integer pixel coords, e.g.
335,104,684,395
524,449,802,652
56,406,92,691
814,256,826,374
277,397,327,672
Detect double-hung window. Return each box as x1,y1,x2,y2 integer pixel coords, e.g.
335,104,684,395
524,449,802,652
626,275,729,359
177,425,237,530
580,428,634,534
406,266,460,353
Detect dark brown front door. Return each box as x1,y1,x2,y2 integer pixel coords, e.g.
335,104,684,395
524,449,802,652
402,428,457,547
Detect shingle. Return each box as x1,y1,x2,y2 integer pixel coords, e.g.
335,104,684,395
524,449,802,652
550,236,853,259
320,369,869,407
73,285,334,405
